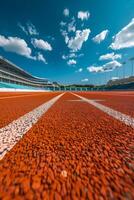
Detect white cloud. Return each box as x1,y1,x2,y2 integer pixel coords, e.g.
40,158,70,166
65,36,69,44
60,21,66,27
87,66,103,73
78,11,90,21
60,16,90,52
62,53,84,60
62,54,75,60
37,52,47,64
60,29,69,44
68,53,77,59
111,77,119,81
76,68,83,72
63,8,69,17
81,78,88,82
0,35,49,63
18,22,39,36
18,23,28,35
60,15,90,52
92,30,109,44
68,29,91,51
68,25,76,32
110,18,134,50
103,61,122,71
99,52,122,61
87,61,122,73
62,55,66,60
27,22,39,35
31,38,52,51
0,35,34,59
66,53,73,59
68,18,76,32
60,18,76,43
67,59,77,65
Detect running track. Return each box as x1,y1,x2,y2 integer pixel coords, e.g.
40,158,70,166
0,91,134,200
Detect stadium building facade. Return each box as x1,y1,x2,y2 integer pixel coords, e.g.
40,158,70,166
0,57,53,90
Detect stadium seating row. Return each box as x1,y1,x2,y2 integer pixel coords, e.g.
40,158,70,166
0,82,43,90
106,82,134,90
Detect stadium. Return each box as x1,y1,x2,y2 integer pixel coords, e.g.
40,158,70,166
0,57,134,200
0,57,96,91
0,0,134,200
1,57,134,92
0,56,56,91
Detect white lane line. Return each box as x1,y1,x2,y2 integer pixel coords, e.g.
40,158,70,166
81,92,134,97
0,93,47,100
72,93,134,129
67,99,105,102
99,94,134,97
0,93,64,160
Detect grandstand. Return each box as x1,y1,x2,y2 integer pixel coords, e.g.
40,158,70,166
107,76,134,86
106,76,134,90
0,57,53,90
1,56,134,91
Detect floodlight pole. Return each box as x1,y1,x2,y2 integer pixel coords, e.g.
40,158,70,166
116,67,119,78
104,72,107,84
132,59,134,76
129,57,134,77
122,62,126,78
109,71,111,82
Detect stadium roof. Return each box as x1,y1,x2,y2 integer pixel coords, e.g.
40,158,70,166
0,56,48,82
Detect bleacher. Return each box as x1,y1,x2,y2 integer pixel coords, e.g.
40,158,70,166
106,77,134,90
0,82,43,90
108,76,134,85
0,57,53,91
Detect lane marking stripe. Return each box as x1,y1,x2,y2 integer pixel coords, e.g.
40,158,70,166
0,93,48,100
98,94,134,97
72,93,134,129
0,93,64,160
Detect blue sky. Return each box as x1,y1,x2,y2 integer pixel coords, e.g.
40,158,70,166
0,0,134,85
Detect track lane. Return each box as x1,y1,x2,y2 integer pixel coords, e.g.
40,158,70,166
76,91,134,118
0,93,64,160
0,92,40,98
0,93,47,100
0,92,134,199
73,92,134,129
0,92,61,128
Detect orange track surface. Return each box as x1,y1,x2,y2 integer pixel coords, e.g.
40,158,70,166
0,92,134,199
0,92,60,128
77,91,134,118
0,92,39,98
